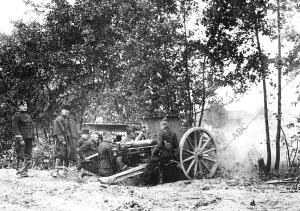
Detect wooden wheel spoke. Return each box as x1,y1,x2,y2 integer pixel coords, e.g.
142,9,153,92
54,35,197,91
201,160,211,173
183,155,194,163
200,137,211,151
186,136,195,149
196,131,203,150
203,156,216,163
203,148,216,154
187,160,196,174
193,160,198,176
183,149,194,155
180,127,218,179
193,131,198,149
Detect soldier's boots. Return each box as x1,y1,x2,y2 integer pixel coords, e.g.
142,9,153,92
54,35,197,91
158,169,164,185
52,171,58,178
16,159,22,175
17,159,30,177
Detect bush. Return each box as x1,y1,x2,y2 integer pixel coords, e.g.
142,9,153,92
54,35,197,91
0,147,16,169
31,137,55,170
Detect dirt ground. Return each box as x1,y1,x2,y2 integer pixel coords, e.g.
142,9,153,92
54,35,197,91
0,169,299,211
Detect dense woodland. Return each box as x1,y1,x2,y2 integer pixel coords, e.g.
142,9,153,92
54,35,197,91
1,0,300,172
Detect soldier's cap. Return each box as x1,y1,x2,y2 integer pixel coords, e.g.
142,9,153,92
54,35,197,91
90,130,100,136
61,103,71,110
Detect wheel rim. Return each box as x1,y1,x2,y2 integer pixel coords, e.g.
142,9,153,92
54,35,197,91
179,127,217,179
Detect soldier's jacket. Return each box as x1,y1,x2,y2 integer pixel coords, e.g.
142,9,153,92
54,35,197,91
78,137,88,148
152,128,179,160
98,140,115,176
12,112,34,139
53,115,78,161
79,139,98,160
53,115,78,139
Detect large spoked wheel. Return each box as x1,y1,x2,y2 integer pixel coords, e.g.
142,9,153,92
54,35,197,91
179,127,217,180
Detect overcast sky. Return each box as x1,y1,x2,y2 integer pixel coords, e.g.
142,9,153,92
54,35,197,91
0,0,27,34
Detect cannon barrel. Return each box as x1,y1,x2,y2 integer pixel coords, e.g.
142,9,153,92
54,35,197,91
112,139,157,157
118,139,157,150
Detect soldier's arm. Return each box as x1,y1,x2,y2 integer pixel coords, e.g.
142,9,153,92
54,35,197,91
53,117,66,143
172,132,179,149
172,132,180,160
80,141,92,158
12,113,22,138
152,132,164,155
108,143,117,173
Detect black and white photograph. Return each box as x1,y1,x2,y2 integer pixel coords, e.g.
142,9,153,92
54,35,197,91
0,0,300,210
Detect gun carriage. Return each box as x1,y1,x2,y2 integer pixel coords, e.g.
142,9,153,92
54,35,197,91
83,115,217,184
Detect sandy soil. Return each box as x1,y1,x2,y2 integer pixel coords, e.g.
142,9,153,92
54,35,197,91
0,169,299,211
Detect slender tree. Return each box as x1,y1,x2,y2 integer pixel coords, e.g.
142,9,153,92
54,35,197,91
275,0,282,170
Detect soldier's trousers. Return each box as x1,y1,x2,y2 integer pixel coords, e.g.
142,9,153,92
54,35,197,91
15,138,33,160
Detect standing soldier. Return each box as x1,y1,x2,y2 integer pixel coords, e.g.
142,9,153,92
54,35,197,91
52,104,78,177
12,100,35,177
98,131,116,177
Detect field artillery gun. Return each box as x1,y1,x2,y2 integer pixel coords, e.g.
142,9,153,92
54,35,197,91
83,115,218,184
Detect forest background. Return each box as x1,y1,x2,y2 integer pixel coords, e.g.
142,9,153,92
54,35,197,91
1,0,300,175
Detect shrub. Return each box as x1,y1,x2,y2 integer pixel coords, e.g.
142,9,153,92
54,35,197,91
31,137,55,170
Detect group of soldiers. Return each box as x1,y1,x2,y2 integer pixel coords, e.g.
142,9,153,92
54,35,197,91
11,100,180,184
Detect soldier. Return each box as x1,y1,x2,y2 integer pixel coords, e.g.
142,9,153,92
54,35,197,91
78,129,89,148
98,131,116,177
78,131,100,175
52,104,78,177
123,126,136,142
143,117,179,184
77,129,89,170
121,126,140,166
12,100,35,177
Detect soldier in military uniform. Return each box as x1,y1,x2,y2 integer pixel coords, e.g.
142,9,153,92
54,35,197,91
121,126,141,166
11,100,35,177
77,129,89,170
152,117,179,163
78,131,100,175
78,129,89,148
98,131,117,177
52,104,78,177
143,117,179,185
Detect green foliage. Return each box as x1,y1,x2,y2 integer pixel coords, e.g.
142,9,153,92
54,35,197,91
1,0,287,153
200,0,271,92
32,138,55,169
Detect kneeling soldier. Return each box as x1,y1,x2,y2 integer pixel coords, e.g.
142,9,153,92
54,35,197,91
78,131,100,175
99,131,117,177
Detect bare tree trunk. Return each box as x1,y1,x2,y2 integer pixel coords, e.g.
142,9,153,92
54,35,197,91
198,58,206,127
275,0,282,170
281,127,291,167
255,20,271,174
182,0,193,124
